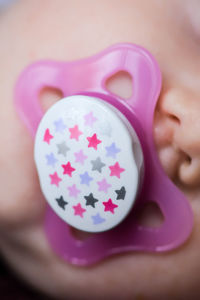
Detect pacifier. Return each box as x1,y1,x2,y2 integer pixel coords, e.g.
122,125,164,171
15,43,193,265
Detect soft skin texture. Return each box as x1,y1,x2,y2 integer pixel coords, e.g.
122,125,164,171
1,0,200,299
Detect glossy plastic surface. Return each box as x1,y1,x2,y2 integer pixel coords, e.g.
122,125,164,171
34,95,144,233
14,43,193,265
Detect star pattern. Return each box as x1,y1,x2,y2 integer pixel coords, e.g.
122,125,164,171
87,133,102,150
115,186,126,200
109,162,125,178
91,157,105,173
57,141,70,156
92,213,105,225
97,178,111,193
80,172,93,186
43,128,53,144
46,153,58,167
73,203,86,218
84,193,99,208
41,108,131,230
68,184,80,198
55,196,68,210
103,198,118,214
106,142,120,158
62,162,76,177
54,118,67,133
84,111,97,127
49,172,62,187
74,149,87,165
69,125,83,141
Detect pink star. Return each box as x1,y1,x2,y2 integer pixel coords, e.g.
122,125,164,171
84,111,97,127
109,162,125,178
62,162,76,177
73,203,86,218
103,199,118,214
87,133,102,150
49,172,62,187
69,125,83,141
68,184,81,198
43,128,53,144
74,150,87,165
97,178,111,193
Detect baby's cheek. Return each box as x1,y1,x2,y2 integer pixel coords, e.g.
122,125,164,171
0,103,45,229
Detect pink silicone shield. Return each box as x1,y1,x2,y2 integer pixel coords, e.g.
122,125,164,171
14,43,193,265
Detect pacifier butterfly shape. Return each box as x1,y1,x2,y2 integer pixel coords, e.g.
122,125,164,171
15,43,193,266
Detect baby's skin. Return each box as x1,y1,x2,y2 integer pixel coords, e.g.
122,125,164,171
1,0,200,299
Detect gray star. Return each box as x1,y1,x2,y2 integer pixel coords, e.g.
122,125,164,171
91,157,106,173
55,196,68,210
84,193,99,208
115,186,126,200
57,141,70,157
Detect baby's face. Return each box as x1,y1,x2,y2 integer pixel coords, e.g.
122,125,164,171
1,0,200,298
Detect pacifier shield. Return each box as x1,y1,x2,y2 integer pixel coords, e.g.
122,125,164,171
15,43,193,265
34,95,143,232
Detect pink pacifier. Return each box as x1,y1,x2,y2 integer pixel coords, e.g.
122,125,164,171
15,43,193,265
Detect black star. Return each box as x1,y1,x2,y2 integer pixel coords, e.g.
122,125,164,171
55,196,68,210
84,193,99,208
115,186,126,200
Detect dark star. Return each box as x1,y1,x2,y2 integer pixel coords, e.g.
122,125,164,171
115,186,126,200
55,196,68,210
84,193,99,208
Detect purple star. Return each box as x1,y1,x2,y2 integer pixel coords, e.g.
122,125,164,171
105,142,121,158
92,213,105,225
80,172,93,186
68,184,81,198
54,118,67,133
45,153,58,167
97,178,111,193
74,150,87,165
84,111,97,127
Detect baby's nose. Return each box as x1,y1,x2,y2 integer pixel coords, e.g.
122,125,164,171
154,88,200,187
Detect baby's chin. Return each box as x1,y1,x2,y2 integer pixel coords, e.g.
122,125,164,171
0,233,197,300
0,186,199,300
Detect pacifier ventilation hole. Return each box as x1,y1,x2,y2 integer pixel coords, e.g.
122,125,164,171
136,201,164,228
70,226,93,241
105,71,133,100
39,87,63,112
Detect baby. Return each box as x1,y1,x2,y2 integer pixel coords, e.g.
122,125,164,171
1,0,200,299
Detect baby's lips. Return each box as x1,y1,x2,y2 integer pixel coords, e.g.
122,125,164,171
34,95,144,233
14,43,193,265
